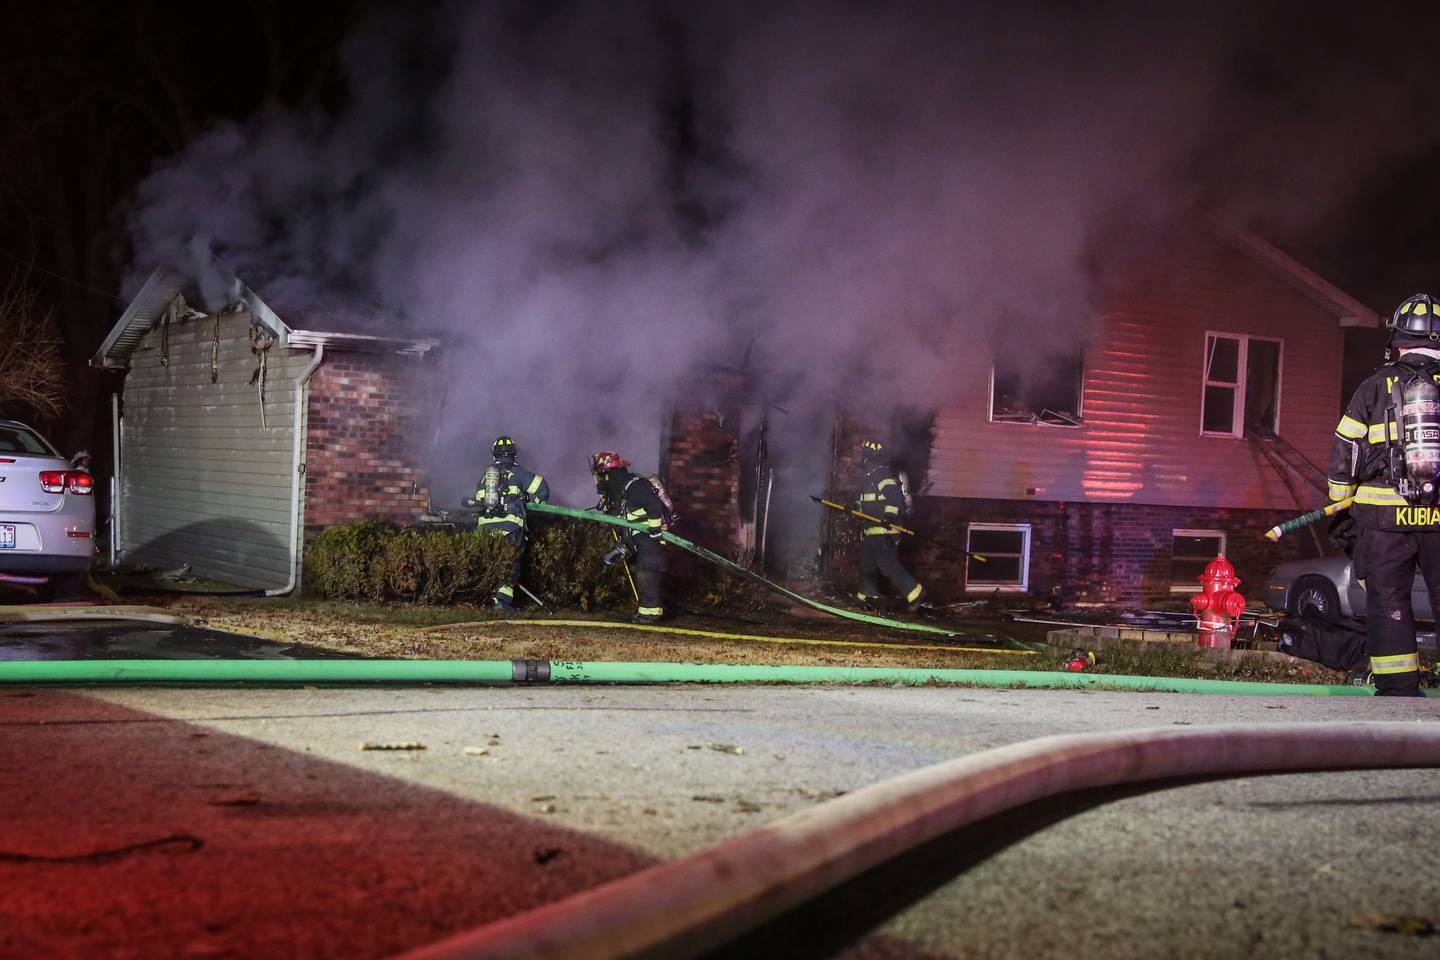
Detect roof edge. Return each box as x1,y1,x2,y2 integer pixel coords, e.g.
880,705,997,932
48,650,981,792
1211,217,1380,328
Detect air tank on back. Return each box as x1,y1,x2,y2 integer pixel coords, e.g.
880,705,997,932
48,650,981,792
1402,375,1440,498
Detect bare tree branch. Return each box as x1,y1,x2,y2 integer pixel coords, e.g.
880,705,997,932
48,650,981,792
0,268,66,421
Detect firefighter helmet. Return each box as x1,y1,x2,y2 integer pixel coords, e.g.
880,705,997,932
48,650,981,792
591,450,629,474
860,439,885,463
1388,294,1440,342
492,435,517,460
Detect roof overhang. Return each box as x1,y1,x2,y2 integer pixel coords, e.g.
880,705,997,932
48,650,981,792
1212,218,1380,328
93,265,439,369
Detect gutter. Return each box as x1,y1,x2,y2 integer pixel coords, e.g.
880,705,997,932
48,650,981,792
109,392,121,569
265,345,324,598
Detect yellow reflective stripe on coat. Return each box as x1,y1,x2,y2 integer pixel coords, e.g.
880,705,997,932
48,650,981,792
877,478,898,490
883,505,900,515
1335,415,1367,439
626,509,647,520
638,606,663,616
645,518,663,529
1355,484,1408,506
479,514,524,526
527,475,544,495
1328,480,1358,501
1367,422,1400,443
1370,652,1420,674
859,493,880,502
905,583,923,603
864,526,897,535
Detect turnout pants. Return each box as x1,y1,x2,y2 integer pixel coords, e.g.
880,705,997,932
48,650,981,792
634,534,667,619
1354,525,1436,696
858,533,921,605
486,525,524,609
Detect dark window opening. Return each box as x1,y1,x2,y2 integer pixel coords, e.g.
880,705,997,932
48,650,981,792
966,524,1031,591
990,351,1084,427
1202,334,1281,437
1171,529,1226,592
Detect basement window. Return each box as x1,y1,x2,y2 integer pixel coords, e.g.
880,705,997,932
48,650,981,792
1201,333,1282,438
989,351,1084,427
1170,529,1226,593
965,523,1031,593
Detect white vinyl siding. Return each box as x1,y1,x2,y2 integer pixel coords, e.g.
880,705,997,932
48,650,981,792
927,230,1343,510
118,310,310,588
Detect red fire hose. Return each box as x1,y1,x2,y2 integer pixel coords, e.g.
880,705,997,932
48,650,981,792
394,722,1440,960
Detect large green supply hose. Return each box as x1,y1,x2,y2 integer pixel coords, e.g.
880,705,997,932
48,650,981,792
0,657,1417,695
529,501,968,638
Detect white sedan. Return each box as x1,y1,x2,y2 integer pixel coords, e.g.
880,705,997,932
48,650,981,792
0,419,94,600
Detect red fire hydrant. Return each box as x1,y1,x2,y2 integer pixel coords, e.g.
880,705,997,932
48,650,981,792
1190,554,1247,649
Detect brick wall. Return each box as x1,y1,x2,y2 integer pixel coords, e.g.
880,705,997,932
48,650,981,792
303,352,438,529
661,407,741,553
899,496,1319,608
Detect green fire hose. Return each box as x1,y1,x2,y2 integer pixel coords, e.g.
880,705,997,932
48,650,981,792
528,502,976,639
0,657,1413,695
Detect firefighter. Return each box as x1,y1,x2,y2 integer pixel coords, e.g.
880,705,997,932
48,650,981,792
1326,293,1440,697
852,439,925,611
475,435,549,610
592,451,667,623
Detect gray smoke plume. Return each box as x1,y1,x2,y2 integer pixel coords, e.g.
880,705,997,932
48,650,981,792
126,0,1440,509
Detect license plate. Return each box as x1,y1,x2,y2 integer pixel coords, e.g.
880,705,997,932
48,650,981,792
0,524,13,548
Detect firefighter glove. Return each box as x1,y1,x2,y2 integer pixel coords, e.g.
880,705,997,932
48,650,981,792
602,542,635,566
1327,514,1358,555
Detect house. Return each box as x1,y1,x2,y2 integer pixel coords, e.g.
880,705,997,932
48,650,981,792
92,268,441,591
660,220,1379,607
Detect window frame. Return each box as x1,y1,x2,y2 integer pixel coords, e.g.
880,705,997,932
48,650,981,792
964,522,1032,593
1169,528,1228,594
987,356,1086,428
1199,331,1283,438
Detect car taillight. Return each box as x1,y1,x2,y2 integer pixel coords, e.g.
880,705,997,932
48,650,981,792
39,471,93,495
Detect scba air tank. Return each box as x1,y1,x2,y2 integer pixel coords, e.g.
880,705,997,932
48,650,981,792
1402,375,1440,497
481,465,503,513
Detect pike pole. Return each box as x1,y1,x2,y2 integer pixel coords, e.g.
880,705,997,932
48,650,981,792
811,496,988,562
1263,497,1353,542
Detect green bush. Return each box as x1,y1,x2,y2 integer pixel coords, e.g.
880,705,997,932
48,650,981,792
303,517,624,608
303,519,398,601
527,518,628,611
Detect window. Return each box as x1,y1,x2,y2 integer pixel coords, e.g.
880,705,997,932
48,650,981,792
965,523,1031,592
1201,333,1281,437
1170,529,1226,593
989,350,1084,427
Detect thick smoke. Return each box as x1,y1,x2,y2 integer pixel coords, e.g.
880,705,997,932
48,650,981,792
126,0,1440,508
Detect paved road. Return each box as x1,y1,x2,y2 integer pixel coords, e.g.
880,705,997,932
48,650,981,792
2,682,1437,959
0,617,350,660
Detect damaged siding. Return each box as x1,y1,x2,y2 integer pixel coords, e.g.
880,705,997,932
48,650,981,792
928,232,1343,510
119,310,310,588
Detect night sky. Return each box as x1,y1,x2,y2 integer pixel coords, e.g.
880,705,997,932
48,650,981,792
3,0,1440,457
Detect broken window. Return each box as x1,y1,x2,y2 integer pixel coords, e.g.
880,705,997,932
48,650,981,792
1201,333,1281,437
1170,528,1226,593
989,350,1084,426
965,523,1031,592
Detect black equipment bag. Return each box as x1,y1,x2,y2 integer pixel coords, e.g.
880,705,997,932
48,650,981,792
1276,611,1368,674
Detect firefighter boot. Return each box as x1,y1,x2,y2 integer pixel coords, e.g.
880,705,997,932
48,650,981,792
905,583,927,613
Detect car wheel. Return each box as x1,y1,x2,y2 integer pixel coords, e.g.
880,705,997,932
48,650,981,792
1291,575,1340,619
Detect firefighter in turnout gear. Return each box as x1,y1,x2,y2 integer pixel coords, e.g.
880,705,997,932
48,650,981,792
475,435,550,610
1326,293,1440,696
592,451,668,624
852,439,926,612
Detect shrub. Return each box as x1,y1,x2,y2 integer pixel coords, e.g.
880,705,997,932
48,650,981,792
303,519,398,601
303,517,623,608
527,518,628,611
